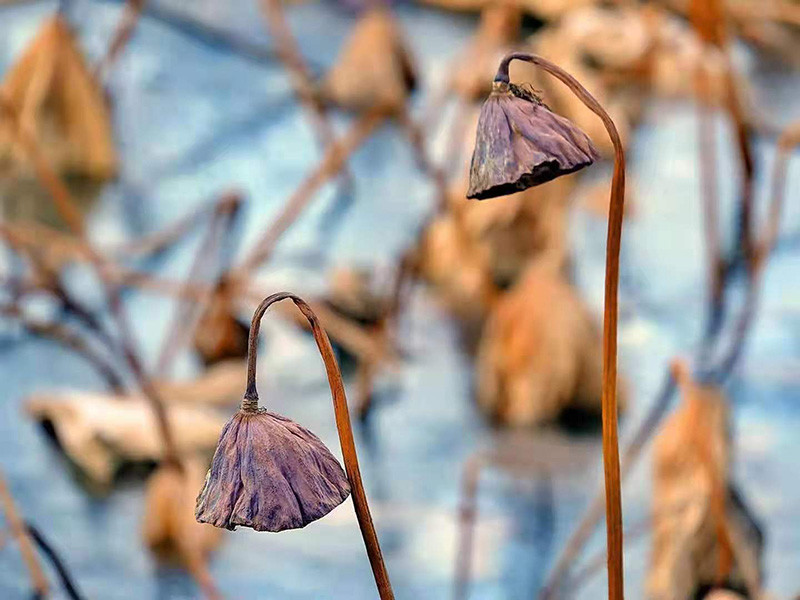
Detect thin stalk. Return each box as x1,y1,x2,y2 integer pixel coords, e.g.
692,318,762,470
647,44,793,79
155,192,241,376
0,303,125,393
720,60,756,271
710,121,798,380
694,60,726,364
538,88,799,600
234,109,386,276
452,453,485,600
26,522,85,600
0,95,180,466
495,52,626,600
0,225,120,354
258,0,336,150
108,194,231,258
94,0,146,80
241,292,394,600
539,372,676,599
0,472,49,598
93,0,289,68
453,448,557,600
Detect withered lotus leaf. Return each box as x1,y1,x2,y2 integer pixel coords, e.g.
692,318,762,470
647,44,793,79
467,81,598,200
195,409,350,532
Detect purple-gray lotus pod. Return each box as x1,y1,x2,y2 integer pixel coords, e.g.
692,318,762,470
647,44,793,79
195,409,351,532
467,81,599,200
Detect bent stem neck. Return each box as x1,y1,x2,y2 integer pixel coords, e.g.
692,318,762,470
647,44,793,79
496,52,626,600
241,292,395,600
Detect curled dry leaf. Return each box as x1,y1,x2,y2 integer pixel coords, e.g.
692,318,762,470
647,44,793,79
648,362,763,600
0,16,115,226
417,208,495,326
25,392,227,488
144,458,224,562
476,259,625,426
0,16,116,179
458,177,572,286
195,409,351,532
193,288,249,367
323,8,417,114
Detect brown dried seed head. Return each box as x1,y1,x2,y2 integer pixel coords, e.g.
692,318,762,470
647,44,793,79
467,81,598,200
195,409,350,532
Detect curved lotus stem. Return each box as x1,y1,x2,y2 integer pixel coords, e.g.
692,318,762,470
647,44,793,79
495,52,626,600
242,292,394,600
0,472,49,598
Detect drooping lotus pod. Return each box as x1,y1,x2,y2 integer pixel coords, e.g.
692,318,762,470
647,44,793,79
195,408,351,532
467,80,598,200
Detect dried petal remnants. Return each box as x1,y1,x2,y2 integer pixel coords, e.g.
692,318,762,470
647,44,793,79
195,410,351,532
467,82,599,200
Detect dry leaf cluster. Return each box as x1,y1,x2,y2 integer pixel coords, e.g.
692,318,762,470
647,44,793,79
649,363,763,600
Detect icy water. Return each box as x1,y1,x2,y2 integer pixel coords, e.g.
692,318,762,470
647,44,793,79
0,1,799,599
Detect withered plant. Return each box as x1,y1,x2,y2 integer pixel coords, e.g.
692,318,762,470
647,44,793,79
647,361,763,600
536,47,796,600
466,50,627,600
195,292,394,599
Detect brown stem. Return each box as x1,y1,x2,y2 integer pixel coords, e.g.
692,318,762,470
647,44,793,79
240,292,394,600
720,59,756,271
94,0,146,81
258,0,336,151
539,82,794,600
694,61,726,362
0,472,49,598
496,51,626,600
452,453,485,600
234,109,386,275
108,195,227,258
710,121,798,379
539,371,677,599
155,192,241,376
